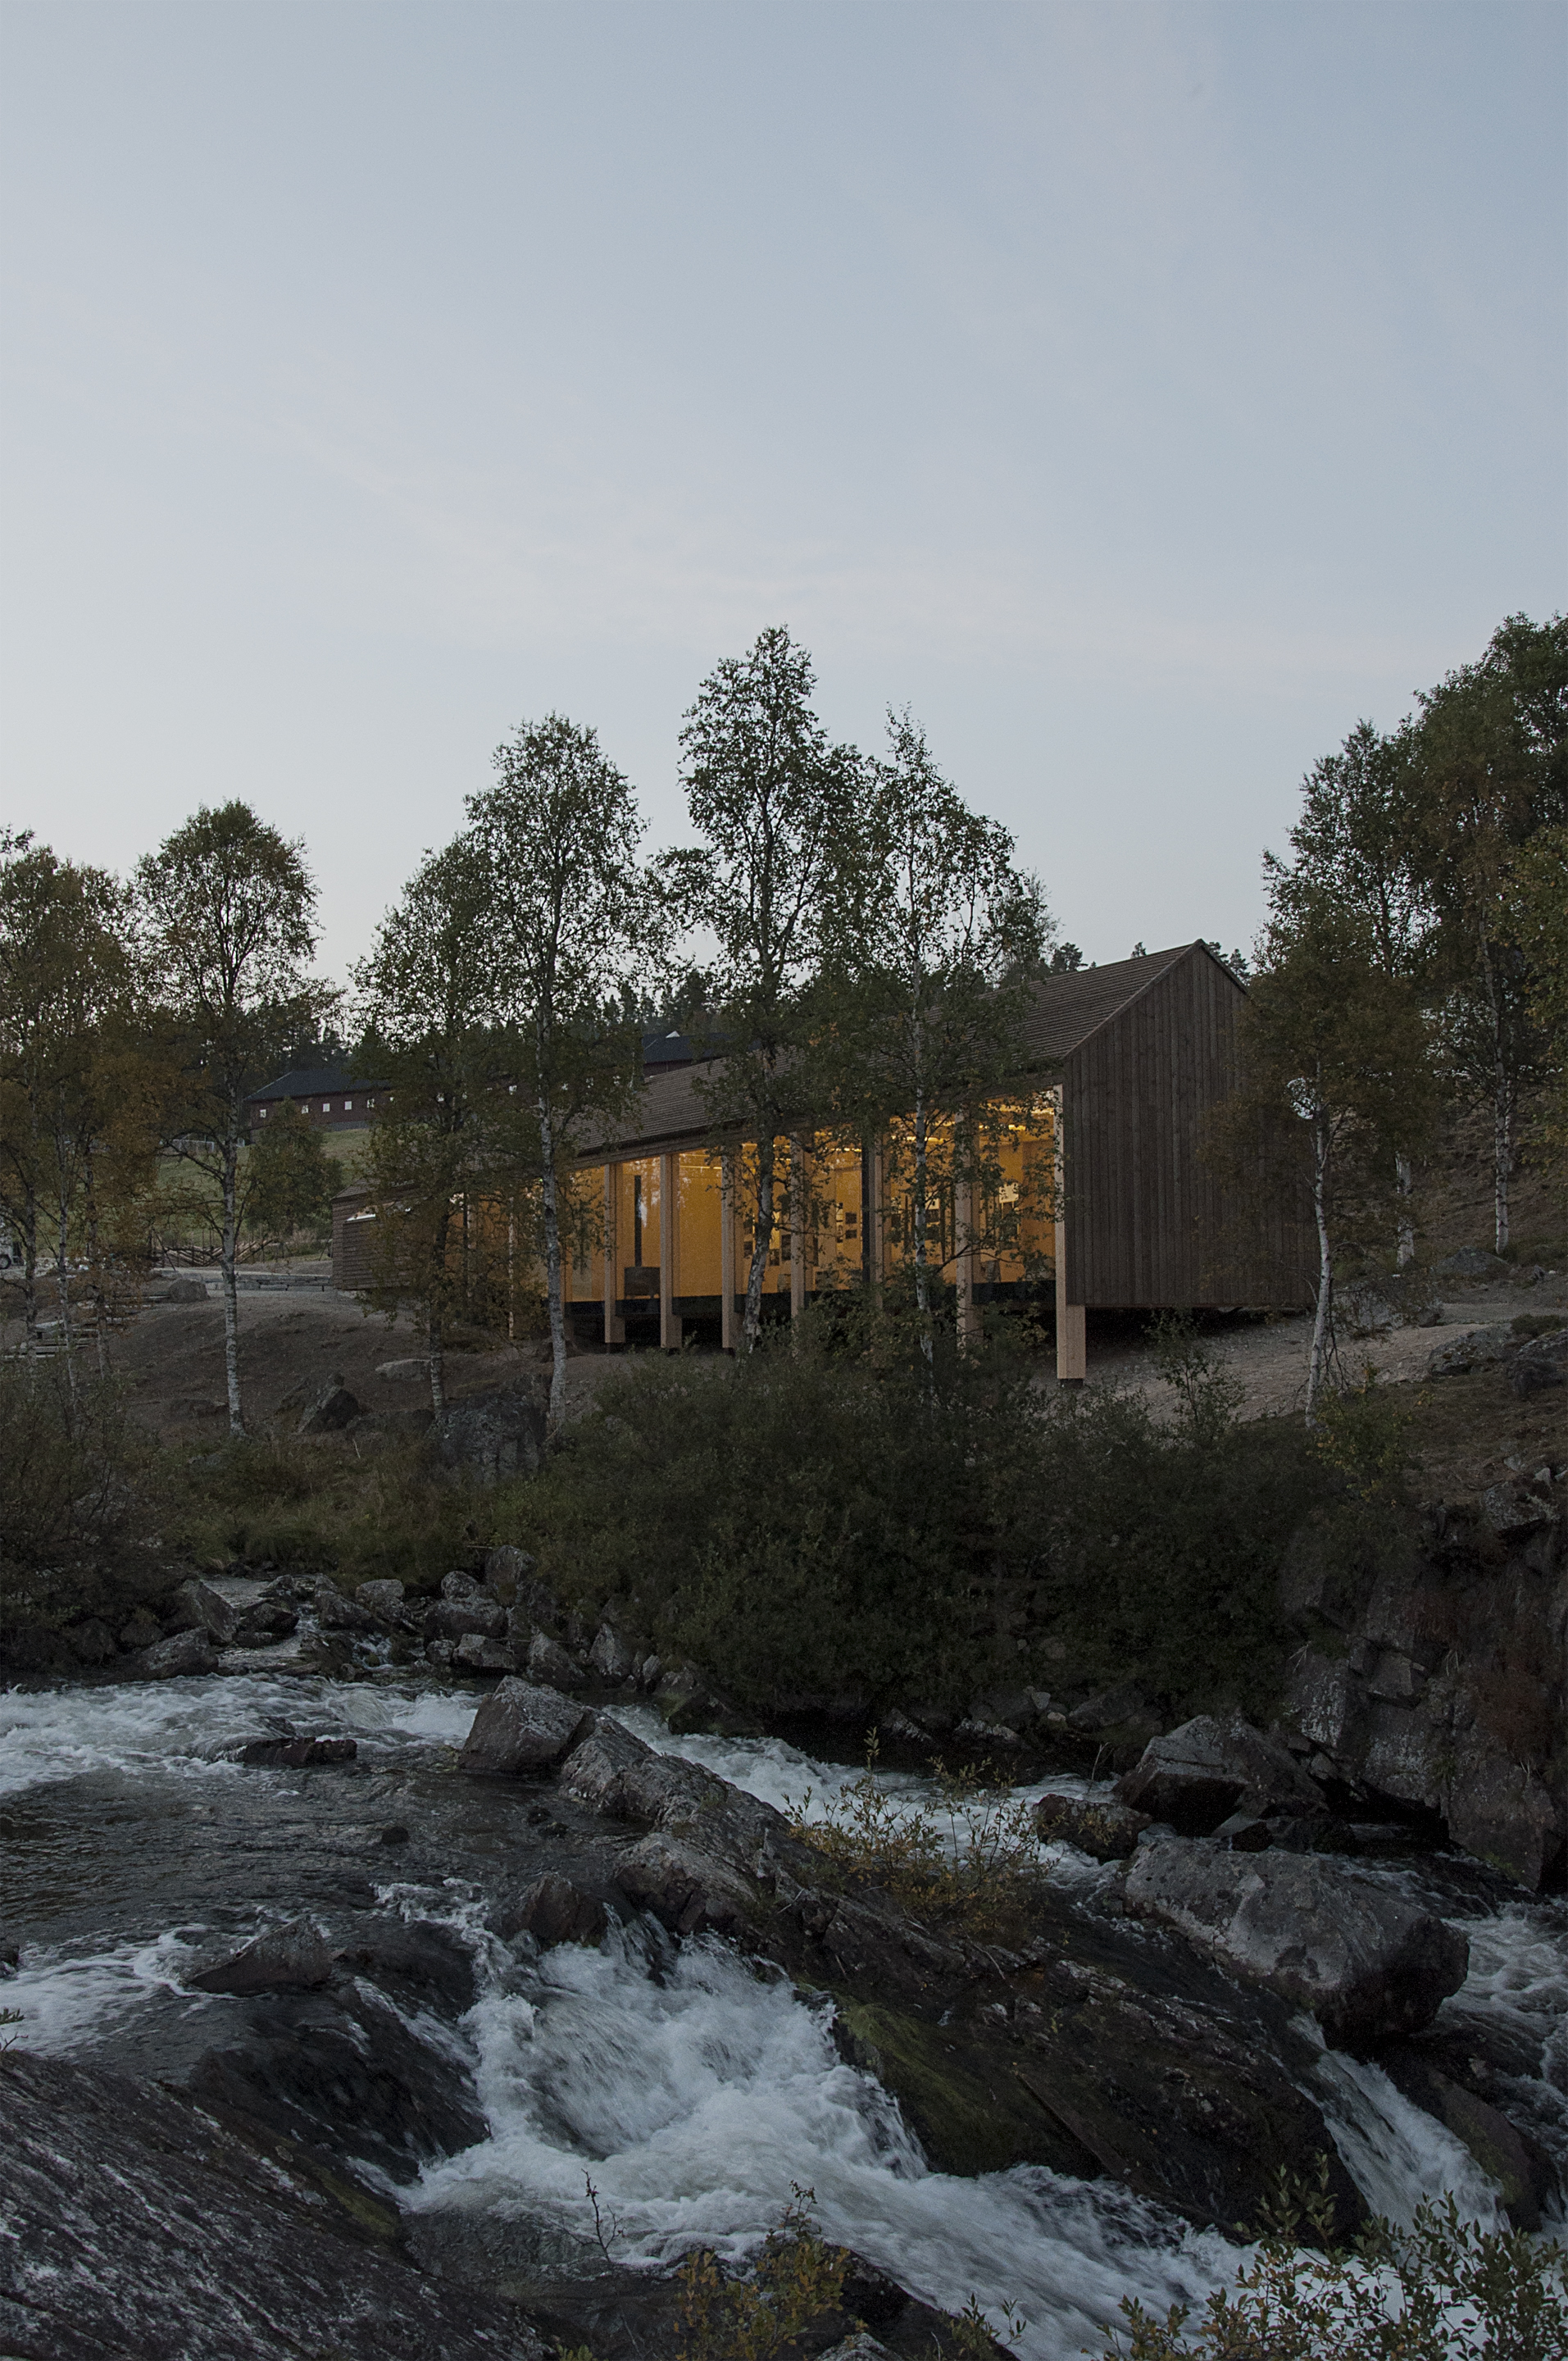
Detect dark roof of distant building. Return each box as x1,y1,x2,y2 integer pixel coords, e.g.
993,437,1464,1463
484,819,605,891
640,1030,698,1070
246,1066,389,1103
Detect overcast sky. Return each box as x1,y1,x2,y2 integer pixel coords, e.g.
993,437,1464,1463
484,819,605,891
3,0,1563,983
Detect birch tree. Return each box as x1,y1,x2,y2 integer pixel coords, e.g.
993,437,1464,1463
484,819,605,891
1409,614,1567,1252
667,627,854,1351
821,710,1050,1367
353,834,498,1426
135,803,328,1437
1218,898,1433,1423
466,717,660,1427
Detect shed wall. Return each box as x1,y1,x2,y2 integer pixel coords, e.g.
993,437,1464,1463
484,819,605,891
1061,948,1311,1307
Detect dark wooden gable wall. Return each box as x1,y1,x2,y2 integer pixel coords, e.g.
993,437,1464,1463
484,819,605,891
1061,945,1311,1308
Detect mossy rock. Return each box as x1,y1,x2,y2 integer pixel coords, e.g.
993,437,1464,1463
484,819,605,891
829,1995,1093,2179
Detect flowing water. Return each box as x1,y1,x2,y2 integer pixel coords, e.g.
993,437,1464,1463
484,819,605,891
2,1672,1564,2358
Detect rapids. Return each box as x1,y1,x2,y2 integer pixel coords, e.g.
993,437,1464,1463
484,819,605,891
2,1670,1564,2359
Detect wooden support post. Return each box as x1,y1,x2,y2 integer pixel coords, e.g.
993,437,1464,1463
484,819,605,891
1053,1085,1085,1382
789,1133,807,1319
659,1152,682,1350
720,1149,736,1351
602,1164,624,1344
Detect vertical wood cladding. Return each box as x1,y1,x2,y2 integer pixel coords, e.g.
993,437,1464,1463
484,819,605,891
1062,947,1311,1308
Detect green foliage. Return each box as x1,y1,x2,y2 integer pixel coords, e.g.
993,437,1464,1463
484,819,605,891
674,2187,849,2361
786,1739,1048,1940
170,1431,476,1587
244,1099,340,1247
1148,1313,1246,1449
499,1315,1331,1721
1100,2161,1567,2359
1311,1364,1416,1503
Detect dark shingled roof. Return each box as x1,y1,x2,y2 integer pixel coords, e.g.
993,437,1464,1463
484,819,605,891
575,944,1234,1162
246,1066,389,1103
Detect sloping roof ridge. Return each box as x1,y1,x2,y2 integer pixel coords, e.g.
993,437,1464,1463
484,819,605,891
1058,940,1216,1062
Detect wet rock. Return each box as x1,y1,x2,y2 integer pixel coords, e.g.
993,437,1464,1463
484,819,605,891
589,1623,636,1681
1034,1793,1152,1860
312,1578,377,1633
820,2341,897,2361
230,1733,358,1768
130,1627,219,1680
232,1600,299,1646
501,1871,609,1949
298,1373,361,1434
186,1979,489,2182
435,1385,545,1483
457,1677,591,1774
355,1577,407,1621
65,1617,119,1664
1115,1715,1325,1836
116,1608,162,1649
188,1917,335,1995
1444,1747,1563,1891
1122,1846,1468,2045
616,1831,759,1940
0,2049,534,2361
166,1576,240,1645
431,1593,507,1642
336,1920,479,2016
525,1626,585,1687
452,1633,516,1672
1379,2048,1558,2231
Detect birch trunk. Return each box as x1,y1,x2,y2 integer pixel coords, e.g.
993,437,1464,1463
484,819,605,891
428,1311,446,1426
1304,1106,1333,1426
220,1126,244,1437
911,1081,934,1378
539,1092,567,1429
743,1135,775,1352
1394,1153,1415,1270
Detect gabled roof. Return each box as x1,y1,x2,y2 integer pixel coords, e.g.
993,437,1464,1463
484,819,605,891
246,1066,389,1103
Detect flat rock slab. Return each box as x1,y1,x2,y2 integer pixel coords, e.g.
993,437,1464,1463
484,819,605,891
0,2049,534,2361
1123,1845,1468,2045
1116,1713,1325,1836
458,1678,591,1774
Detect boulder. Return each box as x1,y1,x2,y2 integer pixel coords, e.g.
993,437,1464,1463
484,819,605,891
441,1570,481,1599
589,1623,636,1681
66,1617,119,1664
525,1627,584,1688
1435,1246,1509,1280
230,1734,358,1767
1426,1322,1519,1378
231,1600,298,1645
1034,1792,1152,1860
1336,1271,1443,1335
1444,1746,1563,1892
452,1634,516,1672
1116,1715,1325,1836
166,1576,240,1646
159,1276,210,1303
132,1628,219,1680
500,1872,609,1949
615,1832,758,1940
355,1578,407,1622
1122,1846,1468,2045
432,1594,508,1642
1478,1483,1557,1541
457,1678,591,1774
298,1374,361,1435
1068,1681,1148,1733
117,1608,162,1649
312,1580,376,1633
188,1917,334,1995
482,1544,534,1603
435,1386,545,1483
1509,1352,1566,1398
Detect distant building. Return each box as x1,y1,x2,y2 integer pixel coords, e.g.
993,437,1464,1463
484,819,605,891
245,1063,390,1133
330,946,1312,1376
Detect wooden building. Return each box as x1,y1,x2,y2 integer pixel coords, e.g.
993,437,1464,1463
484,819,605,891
330,944,1311,1377
247,1062,390,1134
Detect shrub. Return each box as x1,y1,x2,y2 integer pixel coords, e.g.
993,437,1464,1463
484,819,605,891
1101,2164,1568,2359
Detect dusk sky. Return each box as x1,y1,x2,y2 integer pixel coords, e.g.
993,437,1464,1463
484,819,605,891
3,0,1563,982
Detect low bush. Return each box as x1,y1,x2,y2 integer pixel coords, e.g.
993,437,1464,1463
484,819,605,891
498,1312,1356,1722
1101,2164,1567,2359
169,1432,479,1590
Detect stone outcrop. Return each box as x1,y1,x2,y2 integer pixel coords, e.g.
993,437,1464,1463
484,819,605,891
1115,1714,1325,1836
499,1872,609,1949
457,1677,591,1774
188,1918,336,1995
1122,1845,1470,2044
435,1385,545,1483
298,1374,361,1434
130,1627,219,1679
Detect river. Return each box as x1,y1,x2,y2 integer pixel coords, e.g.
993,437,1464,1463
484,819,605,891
2,1671,1564,2358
